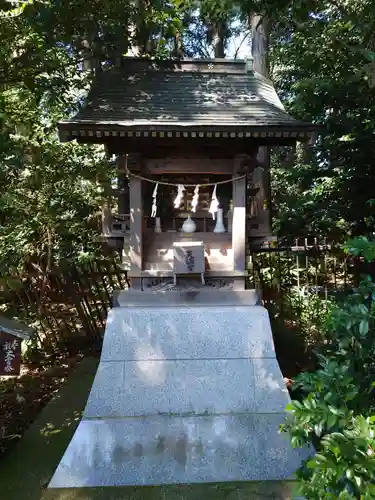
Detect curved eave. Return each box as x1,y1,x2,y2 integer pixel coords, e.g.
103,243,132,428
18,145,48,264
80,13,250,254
58,121,322,144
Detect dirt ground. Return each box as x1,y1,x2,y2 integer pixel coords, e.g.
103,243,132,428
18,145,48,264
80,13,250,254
0,354,84,456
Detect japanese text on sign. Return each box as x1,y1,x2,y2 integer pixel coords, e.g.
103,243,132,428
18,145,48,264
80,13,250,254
3,340,18,373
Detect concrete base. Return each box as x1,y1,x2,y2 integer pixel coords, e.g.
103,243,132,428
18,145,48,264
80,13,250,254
49,291,311,494
113,289,260,307
48,414,304,488
45,482,302,500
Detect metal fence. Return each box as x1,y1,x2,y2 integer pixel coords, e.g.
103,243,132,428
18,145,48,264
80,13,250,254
249,238,358,297
248,239,361,373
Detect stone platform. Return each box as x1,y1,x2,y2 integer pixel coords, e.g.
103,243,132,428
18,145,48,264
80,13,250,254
48,290,310,497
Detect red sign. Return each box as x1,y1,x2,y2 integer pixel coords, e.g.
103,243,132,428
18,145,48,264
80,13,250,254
0,331,21,376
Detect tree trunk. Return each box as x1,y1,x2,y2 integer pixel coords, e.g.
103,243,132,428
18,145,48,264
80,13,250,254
296,141,311,165
250,14,272,236
132,0,151,55
173,31,184,58
213,21,226,58
250,15,270,77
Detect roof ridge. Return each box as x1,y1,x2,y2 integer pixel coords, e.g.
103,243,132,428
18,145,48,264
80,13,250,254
118,57,247,75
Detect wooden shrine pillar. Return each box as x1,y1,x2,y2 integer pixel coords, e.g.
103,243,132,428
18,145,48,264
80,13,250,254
249,155,272,241
117,170,129,215
126,154,143,289
232,155,247,289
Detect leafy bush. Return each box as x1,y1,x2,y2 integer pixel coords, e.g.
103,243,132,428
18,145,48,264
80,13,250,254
284,286,334,348
282,237,375,499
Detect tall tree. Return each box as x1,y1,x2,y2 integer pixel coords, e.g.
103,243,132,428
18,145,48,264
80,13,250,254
270,0,375,239
0,0,196,273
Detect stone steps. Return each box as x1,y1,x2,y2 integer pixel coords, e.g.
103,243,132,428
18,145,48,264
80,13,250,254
84,358,289,419
48,291,311,497
48,414,303,487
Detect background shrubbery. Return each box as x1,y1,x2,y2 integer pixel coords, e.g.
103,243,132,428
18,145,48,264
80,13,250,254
283,237,375,499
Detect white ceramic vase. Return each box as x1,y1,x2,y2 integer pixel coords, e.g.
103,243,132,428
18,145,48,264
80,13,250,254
213,208,226,233
154,217,162,233
182,215,196,233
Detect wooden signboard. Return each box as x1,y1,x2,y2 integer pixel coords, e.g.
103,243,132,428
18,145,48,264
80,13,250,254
173,241,205,274
0,316,34,376
0,331,22,376
173,241,206,285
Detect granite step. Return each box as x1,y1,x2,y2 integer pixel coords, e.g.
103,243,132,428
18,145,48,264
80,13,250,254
112,289,260,307
101,304,271,362
84,358,289,419
48,413,304,488
48,292,312,495
45,483,302,500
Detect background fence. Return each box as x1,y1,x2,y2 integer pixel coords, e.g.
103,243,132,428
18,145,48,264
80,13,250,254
247,238,363,374
249,237,359,302
0,258,129,358
0,239,364,361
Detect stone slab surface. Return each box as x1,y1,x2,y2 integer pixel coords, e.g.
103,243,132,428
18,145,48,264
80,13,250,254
83,361,125,418
101,306,275,362
113,289,260,307
84,359,290,419
49,414,311,488
253,358,290,413
44,482,300,500
49,302,312,491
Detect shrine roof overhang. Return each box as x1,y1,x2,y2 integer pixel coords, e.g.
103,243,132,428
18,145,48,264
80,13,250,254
58,57,322,144
0,315,34,340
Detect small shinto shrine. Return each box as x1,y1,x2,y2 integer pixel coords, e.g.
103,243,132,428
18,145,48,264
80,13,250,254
49,57,317,496
59,57,318,291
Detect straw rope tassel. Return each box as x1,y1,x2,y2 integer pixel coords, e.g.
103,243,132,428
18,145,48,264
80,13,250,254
174,184,185,208
191,185,200,213
209,184,219,219
151,182,159,217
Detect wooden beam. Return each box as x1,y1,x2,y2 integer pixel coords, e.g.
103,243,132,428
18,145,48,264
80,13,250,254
107,137,259,157
144,158,233,174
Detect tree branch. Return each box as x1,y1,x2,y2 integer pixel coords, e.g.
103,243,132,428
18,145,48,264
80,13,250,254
234,30,251,59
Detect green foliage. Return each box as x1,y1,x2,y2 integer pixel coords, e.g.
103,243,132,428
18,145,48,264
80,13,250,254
2,0,375,266
0,1,181,274
0,0,254,274
3,1,375,261
270,0,375,239
0,31,112,273
285,287,333,347
289,412,375,499
283,237,375,498
251,246,338,348
345,237,375,263
0,0,35,19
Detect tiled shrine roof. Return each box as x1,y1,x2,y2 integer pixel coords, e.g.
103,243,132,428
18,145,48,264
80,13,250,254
59,58,320,142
